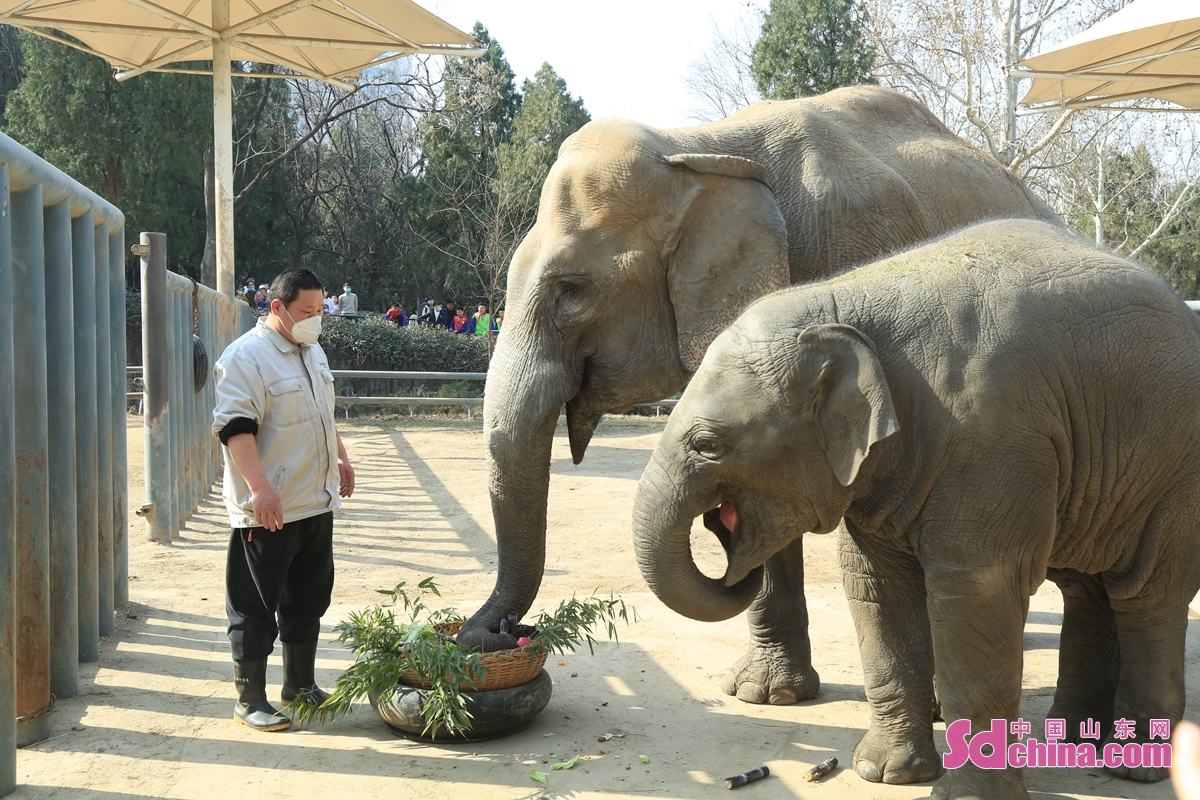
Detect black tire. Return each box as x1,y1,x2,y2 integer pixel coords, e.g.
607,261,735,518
370,669,553,743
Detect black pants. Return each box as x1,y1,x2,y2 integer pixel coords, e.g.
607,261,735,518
226,511,334,662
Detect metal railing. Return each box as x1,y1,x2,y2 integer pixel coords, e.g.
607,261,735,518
0,133,128,780
322,370,679,417
135,233,254,543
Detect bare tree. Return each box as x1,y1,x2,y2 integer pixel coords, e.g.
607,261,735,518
684,7,764,123
199,58,440,287
865,0,1199,260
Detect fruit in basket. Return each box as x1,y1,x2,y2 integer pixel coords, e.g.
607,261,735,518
517,636,532,648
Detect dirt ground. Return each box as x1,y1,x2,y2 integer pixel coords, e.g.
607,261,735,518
12,415,1199,799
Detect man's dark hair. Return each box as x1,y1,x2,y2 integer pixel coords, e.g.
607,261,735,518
269,269,323,306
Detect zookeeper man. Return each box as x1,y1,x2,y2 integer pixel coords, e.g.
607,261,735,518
212,267,355,732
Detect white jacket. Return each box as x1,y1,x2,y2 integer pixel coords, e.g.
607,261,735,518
212,319,341,527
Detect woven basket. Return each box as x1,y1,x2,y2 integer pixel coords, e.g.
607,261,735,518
398,621,549,692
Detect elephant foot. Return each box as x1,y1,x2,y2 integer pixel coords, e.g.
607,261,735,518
719,644,818,705
1105,762,1170,783
1102,735,1171,783
852,726,940,784
930,766,1027,800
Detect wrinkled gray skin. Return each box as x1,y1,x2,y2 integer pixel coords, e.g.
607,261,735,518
465,85,1060,706
633,219,1200,799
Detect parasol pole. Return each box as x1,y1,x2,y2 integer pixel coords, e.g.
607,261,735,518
212,0,236,299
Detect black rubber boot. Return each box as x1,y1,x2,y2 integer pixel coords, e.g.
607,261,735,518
281,641,330,707
234,659,291,732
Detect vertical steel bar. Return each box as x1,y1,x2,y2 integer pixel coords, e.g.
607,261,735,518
183,279,198,520
110,228,128,607
94,224,114,637
174,282,186,534
0,163,20,796
72,211,98,663
163,281,176,538
210,295,222,483
140,233,170,543
12,185,51,747
176,278,190,528
202,293,216,487
164,282,177,540
43,200,78,699
171,281,182,537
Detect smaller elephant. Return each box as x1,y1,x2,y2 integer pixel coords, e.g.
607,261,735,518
632,219,1200,800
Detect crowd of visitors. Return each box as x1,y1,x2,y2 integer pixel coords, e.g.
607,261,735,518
239,275,500,336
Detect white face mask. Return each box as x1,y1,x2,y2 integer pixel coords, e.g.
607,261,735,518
283,305,322,344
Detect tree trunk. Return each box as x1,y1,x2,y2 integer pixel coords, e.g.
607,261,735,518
105,154,121,207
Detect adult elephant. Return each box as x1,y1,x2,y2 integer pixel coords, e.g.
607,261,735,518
461,85,1060,705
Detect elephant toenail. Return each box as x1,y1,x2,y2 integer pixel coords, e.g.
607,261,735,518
857,763,882,782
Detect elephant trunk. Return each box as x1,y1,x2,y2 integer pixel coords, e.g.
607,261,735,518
633,451,763,622
458,330,578,652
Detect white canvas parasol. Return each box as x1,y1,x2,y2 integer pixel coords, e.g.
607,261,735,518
1010,0,1200,114
0,0,482,296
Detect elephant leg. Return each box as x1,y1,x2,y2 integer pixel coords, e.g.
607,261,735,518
720,534,819,705
1102,493,1200,784
841,527,940,785
1046,569,1119,743
926,556,1031,800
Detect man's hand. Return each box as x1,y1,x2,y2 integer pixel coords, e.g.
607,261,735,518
338,458,355,498
251,485,284,531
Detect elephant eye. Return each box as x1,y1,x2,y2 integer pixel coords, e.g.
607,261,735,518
692,438,727,459
554,279,592,321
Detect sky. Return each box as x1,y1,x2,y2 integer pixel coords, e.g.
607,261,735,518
432,0,756,129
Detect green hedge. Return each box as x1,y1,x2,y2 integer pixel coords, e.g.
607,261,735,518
127,292,490,376
318,316,489,373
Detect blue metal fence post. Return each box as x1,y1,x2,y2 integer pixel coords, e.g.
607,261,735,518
43,200,78,699
12,184,52,746
94,223,114,636
180,280,196,523
206,293,220,485
0,162,19,796
72,211,99,663
139,234,170,543
110,229,128,606
171,282,184,535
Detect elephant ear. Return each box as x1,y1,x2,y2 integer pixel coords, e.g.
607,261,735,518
796,324,899,487
663,153,790,373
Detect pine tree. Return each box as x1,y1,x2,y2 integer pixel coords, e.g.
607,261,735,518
495,62,590,234
750,0,876,100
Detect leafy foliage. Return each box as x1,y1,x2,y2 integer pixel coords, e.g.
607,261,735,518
527,594,631,657
4,23,591,315
751,0,877,100
317,316,488,373
1069,145,1200,299
293,578,631,738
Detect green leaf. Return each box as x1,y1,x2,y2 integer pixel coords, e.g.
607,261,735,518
550,755,579,770
639,754,649,763
529,769,548,784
